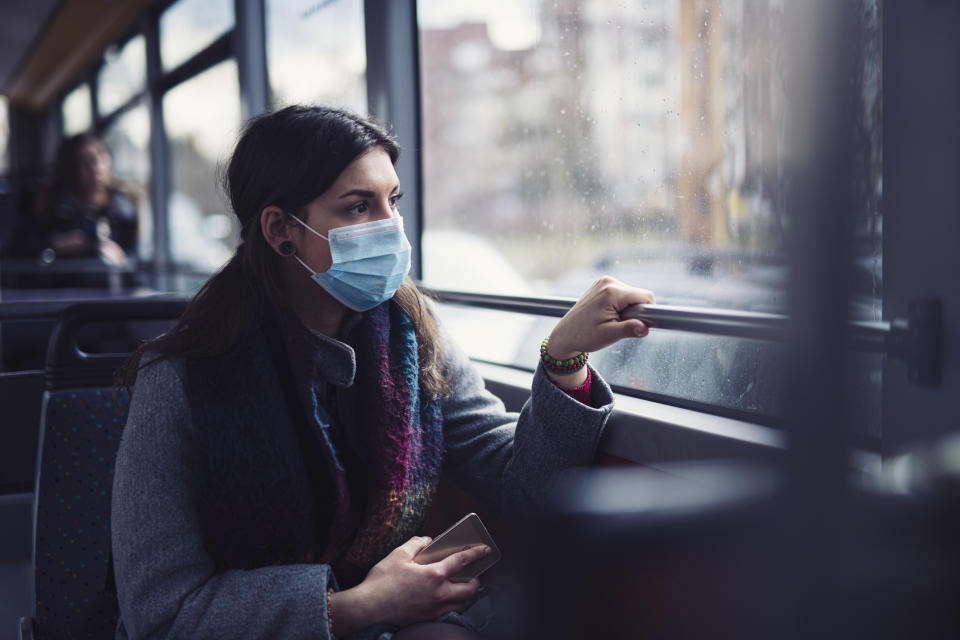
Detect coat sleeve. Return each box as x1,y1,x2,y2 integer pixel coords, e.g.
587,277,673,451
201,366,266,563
111,357,337,640
438,331,615,514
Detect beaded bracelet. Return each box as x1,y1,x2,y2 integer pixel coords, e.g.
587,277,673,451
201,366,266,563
540,337,589,374
327,588,336,639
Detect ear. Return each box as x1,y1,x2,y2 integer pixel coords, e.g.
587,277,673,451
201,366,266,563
260,205,295,256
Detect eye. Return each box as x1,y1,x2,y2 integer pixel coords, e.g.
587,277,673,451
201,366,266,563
389,192,404,209
347,201,369,216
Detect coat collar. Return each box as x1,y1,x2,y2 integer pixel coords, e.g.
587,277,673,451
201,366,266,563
272,303,361,389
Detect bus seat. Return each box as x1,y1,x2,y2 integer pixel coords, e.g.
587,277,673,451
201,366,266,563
0,370,44,494
20,298,186,640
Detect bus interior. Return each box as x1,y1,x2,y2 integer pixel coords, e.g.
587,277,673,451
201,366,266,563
1,1,959,638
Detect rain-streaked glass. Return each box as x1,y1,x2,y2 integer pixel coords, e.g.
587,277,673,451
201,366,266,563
160,0,235,72
98,35,147,115
266,0,367,112
419,0,882,424
163,60,240,271
103,103,152,259
62,84,92,135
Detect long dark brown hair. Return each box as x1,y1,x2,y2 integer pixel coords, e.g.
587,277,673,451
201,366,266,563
121,105,447,396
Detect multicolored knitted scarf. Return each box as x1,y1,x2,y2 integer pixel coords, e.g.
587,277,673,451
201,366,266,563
183,301,444,589
332,301,445,585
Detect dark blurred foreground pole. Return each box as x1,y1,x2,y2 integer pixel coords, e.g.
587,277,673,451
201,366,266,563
780,1,858,636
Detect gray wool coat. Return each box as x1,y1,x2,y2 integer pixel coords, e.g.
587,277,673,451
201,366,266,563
111,323,614,639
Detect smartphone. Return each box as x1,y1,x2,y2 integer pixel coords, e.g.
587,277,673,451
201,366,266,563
414,513,501,582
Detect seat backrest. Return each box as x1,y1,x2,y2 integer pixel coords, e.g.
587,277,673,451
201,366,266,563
33,388,130,638
31,298,187,639
0,370,44,494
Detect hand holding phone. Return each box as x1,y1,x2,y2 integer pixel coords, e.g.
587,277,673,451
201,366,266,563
414,513,501,582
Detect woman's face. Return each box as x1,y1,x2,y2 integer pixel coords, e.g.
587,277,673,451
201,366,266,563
293,147,402,274
75,140,112,192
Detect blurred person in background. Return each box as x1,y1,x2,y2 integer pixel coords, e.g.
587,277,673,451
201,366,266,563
33,132,138,267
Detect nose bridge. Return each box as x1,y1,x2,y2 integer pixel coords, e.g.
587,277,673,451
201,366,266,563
375,198,399,220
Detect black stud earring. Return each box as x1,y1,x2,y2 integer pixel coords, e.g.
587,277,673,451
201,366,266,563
279,241,295,256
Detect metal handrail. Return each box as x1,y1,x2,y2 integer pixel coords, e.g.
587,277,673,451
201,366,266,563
422,287,893,354
0,287,933,383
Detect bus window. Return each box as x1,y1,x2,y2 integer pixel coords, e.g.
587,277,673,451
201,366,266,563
102,103,152,260
160,0,235,72
417,0,882,427
163,59,241,275
266,0,367,112
61,83,92,135
97,35,147,115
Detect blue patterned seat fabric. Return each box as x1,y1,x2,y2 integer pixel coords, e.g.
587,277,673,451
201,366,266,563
34,387,129,639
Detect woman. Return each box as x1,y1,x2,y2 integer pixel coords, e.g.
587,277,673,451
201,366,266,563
37,132,137,266
111,105,654,640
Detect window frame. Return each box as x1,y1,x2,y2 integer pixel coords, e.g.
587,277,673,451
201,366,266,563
364,0,423,278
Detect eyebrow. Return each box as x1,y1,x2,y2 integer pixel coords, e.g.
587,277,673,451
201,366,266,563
338,185,400,199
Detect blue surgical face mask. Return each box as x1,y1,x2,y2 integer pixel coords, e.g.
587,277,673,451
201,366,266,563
289,214,412,312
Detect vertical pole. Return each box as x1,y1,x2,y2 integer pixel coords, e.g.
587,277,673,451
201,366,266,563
364,0,423,279
89,64,102,132
782,2,859,636
144,13,170,290
234,0,269,121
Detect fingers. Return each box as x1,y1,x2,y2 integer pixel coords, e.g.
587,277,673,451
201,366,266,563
552,277,655,353
583,318,647,353
593,276,654,309
621,318,649,338
397,535,432,559
436,544,491,577
436,578,480,609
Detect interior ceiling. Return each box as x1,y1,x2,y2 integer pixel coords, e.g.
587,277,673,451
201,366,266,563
2,0,158,113
0,0,63,97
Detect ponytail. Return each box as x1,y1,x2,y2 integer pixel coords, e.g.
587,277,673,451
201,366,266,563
119,246,266,390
